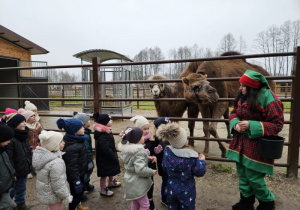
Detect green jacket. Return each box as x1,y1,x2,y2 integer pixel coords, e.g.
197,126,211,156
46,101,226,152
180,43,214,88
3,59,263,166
118,143,153,201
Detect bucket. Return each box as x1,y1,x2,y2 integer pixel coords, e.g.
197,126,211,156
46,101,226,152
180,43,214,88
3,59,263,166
258,135,285,159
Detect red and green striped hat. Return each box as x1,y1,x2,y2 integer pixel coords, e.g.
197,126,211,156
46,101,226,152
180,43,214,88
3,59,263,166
239,70,270,89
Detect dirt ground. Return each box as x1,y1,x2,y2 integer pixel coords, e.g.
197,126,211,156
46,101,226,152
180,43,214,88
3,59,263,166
25,109,300,210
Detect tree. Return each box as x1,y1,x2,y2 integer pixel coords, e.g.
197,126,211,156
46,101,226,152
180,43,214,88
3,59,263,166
217,33,237,54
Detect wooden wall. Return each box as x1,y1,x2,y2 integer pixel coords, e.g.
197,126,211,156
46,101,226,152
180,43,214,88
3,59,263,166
0,38,32,76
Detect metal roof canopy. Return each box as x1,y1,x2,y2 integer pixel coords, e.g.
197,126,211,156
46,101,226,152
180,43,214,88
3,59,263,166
73,49,133,63
0,25,49,55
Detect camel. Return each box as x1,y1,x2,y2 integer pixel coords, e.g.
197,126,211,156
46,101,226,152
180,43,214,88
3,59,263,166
147,62,203,145
182,51,275,157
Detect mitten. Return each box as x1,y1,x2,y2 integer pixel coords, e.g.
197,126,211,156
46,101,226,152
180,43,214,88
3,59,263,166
145,148,150,156
154,144,163,154
72,176,83,194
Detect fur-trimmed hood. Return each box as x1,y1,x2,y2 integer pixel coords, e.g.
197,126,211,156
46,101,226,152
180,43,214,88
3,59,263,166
118,142,144,154
93,122,111,133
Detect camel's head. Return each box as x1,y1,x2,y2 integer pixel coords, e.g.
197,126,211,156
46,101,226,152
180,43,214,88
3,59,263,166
147,75,166,98
182,73,219,105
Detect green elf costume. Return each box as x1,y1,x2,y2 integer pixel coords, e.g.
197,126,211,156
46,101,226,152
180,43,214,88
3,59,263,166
226,70,284,210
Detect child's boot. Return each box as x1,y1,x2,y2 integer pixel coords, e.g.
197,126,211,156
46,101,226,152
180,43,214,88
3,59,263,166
84,182,95,192
77,203,89,210
256,200,275,210
232,194,255,210
13,203,30,210
81,194,88,202
149,198,156,210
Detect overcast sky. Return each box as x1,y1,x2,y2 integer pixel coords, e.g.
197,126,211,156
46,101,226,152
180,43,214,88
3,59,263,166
1,0,300,69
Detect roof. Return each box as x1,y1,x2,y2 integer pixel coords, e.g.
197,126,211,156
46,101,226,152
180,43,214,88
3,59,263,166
0,25,49,55
73,49,133,63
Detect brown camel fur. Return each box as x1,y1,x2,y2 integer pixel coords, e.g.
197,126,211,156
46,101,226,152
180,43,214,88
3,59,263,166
147,62,203,145
182,51,275,157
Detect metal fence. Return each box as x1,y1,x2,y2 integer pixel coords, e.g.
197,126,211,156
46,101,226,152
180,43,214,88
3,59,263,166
0,49,299,177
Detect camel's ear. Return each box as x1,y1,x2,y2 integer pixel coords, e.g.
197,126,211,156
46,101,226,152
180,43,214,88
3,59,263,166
182,77,189,85
197,72,207,78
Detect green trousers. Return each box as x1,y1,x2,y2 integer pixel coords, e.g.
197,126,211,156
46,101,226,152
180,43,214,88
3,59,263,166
236,162,275,202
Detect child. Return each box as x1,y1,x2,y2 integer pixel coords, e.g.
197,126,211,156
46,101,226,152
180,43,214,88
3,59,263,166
5,113,32,210
0,122,15,210
24,100,40,122
158,123,206,210
130,115,156,210
22,110,43,179
0,107,18,122
73,112,95,193
118,126,157,210
153,117,170,207
33,130,72,210
93,113,121,197
56,118,89,210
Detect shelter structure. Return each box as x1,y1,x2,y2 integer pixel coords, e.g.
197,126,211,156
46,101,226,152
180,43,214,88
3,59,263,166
0,25,49,110
73,49,133,115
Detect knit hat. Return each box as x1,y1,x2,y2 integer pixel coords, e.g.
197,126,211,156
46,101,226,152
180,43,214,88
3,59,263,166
121,127,144,144
56,118,83,135
154,117,170,129
5,113,26,128
130,115,149,128
5,108,18,115
157,123,187,149
239,70,270,89
24,100,37,111
0,122,14,143
18,108,25,114
21,110,35,122
93,112,111,125
73,111,90,126
39,130,63,152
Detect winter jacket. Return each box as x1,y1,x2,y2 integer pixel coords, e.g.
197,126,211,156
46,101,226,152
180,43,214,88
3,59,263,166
0,150,15,194
84,128,93,164
62,135,87,182
226,88,284,175
93,123,120,177
144,132,157,170
118,143,153,201
153,136,170,176
6,127,32,177
27,122,43,151
32,146,69,205
162,146,206,207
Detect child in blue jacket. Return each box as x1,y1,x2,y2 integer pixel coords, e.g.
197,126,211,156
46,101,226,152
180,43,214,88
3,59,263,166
158,123,206,210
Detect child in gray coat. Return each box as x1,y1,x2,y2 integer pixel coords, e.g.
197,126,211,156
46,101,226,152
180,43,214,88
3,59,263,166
118,127,157,210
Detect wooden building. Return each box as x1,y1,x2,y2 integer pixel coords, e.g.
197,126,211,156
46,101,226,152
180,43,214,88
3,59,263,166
0,25,49,110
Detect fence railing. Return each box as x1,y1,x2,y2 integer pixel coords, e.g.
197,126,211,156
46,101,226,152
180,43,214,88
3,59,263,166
0,49,299,177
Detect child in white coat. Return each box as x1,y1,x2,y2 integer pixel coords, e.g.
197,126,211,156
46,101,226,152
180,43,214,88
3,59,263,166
33,130,72,210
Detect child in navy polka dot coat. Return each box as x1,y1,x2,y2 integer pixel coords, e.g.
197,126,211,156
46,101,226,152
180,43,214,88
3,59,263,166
158,123,206,210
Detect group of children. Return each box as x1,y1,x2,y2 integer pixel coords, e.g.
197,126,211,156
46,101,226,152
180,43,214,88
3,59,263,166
0,100,207,210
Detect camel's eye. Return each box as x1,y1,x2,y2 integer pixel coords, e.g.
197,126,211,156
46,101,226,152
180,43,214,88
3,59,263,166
149,84,153,88
208,89,215,94
160,84,164,88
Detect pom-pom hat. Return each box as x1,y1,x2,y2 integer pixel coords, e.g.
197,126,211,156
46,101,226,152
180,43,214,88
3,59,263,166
39,130,63,152
0,122,14,143
56,118,83,135
130,115,149,128
5,108,18,115
154,117,170,129
21,110,35,122
157,123,187,149
24,100,37,111
121,127,143,144
73,111,90,126
5,113,26,128
239,70,270,89
93,112,111,125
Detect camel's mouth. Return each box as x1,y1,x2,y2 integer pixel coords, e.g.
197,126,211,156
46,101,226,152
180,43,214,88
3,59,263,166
152,94,160,98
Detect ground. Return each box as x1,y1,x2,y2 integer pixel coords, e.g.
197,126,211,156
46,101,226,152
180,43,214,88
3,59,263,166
25,109,299,210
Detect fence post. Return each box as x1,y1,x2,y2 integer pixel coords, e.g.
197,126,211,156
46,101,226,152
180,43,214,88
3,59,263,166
62,85,65,106
137,86,140,109
92,57,100,114
287,46,300,178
